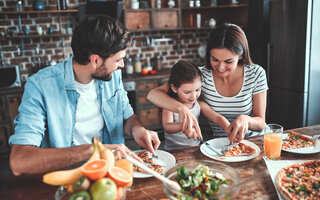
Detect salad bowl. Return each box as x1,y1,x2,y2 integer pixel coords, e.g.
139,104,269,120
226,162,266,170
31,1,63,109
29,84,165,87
163,160,240,200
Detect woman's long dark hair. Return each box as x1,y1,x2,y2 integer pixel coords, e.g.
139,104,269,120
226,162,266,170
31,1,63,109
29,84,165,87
168,60,202,98
205,23,252,70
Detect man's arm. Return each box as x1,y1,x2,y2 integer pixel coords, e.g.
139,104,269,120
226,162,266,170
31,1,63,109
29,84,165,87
124,114,160,155
10,144,94,175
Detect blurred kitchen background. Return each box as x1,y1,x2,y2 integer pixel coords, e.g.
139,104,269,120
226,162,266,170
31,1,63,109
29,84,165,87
0,0,319,176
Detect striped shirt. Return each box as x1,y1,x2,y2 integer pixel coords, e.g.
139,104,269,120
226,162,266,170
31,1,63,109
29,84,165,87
199,64,268,138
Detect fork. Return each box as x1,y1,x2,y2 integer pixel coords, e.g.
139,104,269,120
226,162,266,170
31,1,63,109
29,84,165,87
221,141,239,154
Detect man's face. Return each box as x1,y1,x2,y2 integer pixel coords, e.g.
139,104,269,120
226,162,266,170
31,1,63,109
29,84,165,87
92,49,126,81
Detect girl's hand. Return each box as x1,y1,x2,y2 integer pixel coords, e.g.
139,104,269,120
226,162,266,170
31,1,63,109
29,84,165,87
228,115,249,143
178,105,202,140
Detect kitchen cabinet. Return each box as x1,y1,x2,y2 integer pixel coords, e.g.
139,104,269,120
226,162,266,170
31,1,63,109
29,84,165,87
0,87,23,157
124,0,249,31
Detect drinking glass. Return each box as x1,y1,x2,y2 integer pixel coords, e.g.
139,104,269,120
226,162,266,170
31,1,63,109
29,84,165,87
263,124,283,160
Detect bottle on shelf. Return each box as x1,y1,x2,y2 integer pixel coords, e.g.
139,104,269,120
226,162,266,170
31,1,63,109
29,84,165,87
60,0,68,10
125,57,134,75
168,0,175,8
189,0,195,7
153,55,162,72
134,54,142,74
156,0,162,8
195,0,201,7
33,0,45,11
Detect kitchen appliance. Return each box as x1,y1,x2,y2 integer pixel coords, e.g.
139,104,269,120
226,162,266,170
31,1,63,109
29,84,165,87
267,0,320,129
0,65,21,89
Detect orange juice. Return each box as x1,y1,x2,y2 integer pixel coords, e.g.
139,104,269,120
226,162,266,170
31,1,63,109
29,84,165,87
264,134,282,159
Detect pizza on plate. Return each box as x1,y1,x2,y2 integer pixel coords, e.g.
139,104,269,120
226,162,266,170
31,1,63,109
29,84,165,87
133,151,164,174
282,131,317,150
276,160,320,200
223,142,256,157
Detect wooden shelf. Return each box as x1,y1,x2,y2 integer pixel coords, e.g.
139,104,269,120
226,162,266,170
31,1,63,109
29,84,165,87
0,9,78,15
2,33,72,39
181,4,248,10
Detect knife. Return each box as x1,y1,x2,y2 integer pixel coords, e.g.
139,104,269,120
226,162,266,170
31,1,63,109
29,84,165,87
200,139,223,156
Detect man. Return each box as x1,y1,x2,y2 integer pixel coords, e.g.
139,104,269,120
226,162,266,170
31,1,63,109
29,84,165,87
9,15,160,175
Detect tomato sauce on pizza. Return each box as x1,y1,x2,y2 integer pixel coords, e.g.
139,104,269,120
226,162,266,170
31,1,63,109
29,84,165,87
277,160,320,200
282,131,317,150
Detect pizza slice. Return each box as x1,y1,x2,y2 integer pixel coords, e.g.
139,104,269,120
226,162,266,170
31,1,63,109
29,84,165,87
282,131,317,150
276,160,320,200
133,151,164,174
148,164,164,174
136,151,153,163
224,143,256,157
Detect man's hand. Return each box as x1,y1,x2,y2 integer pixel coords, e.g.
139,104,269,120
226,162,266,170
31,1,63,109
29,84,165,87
178,105,202,140
104,143,142,162
227,115,249,143
132,126,160,155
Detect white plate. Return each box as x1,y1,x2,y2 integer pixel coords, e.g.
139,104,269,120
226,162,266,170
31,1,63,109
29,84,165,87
133,149,176,178
281,133,320,154
200,138,260,162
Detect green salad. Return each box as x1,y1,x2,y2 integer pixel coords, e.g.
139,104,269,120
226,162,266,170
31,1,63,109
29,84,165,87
175,164,232,200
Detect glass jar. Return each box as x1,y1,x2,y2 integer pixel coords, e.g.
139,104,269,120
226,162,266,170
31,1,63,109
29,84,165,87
154,55,162,71
125,57,134,75
168,0,175,8
156,0,161,8
134,54,142,74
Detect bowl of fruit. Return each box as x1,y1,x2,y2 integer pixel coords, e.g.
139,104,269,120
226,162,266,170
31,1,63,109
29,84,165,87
42,138,132,200
163,160,240,200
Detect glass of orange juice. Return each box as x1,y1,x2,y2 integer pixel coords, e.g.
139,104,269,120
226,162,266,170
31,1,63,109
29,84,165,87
263,124,283,160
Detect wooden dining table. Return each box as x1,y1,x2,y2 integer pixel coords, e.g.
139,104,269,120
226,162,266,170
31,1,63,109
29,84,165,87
1,125,319,200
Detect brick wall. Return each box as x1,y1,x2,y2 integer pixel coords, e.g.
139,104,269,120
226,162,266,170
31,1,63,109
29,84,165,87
0,0,210,82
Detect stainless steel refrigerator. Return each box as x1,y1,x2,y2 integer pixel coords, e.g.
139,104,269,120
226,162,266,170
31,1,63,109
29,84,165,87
267,0,320,129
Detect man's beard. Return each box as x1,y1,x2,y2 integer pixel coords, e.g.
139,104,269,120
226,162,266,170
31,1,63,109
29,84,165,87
92,73,112,81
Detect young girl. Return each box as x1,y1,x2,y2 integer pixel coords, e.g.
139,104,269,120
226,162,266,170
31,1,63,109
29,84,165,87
163,60,230,150
148,23,268,143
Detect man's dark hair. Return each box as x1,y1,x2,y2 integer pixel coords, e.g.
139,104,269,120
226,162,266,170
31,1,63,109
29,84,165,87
71,15,131,65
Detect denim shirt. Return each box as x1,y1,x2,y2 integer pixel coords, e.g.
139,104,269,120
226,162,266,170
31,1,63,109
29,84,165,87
9,57,134,148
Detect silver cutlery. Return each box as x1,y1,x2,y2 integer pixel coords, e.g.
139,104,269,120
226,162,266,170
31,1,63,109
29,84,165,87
200,139,223,156
221,142,239,155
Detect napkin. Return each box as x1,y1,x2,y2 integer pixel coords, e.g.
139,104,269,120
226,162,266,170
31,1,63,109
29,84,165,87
263,158,311,200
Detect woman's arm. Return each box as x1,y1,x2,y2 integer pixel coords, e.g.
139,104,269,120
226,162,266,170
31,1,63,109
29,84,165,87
162,109,182,134
147,83,202,139
198,100,230,133
228,91,267,142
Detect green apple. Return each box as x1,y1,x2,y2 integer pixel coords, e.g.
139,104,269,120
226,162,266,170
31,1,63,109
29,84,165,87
90,178,117,200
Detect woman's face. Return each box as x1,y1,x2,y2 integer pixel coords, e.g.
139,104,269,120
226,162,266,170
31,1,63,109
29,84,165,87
210,48,241,77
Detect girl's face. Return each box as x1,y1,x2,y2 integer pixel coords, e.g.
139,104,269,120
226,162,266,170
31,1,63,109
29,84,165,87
171,77,202,106
210,48,242,77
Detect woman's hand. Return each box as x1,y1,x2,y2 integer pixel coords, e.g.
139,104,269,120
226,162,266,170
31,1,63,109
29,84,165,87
227,115,249,142
178,105,202,140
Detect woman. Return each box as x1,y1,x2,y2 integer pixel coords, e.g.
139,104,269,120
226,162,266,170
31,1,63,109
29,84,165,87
147,23,268,142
